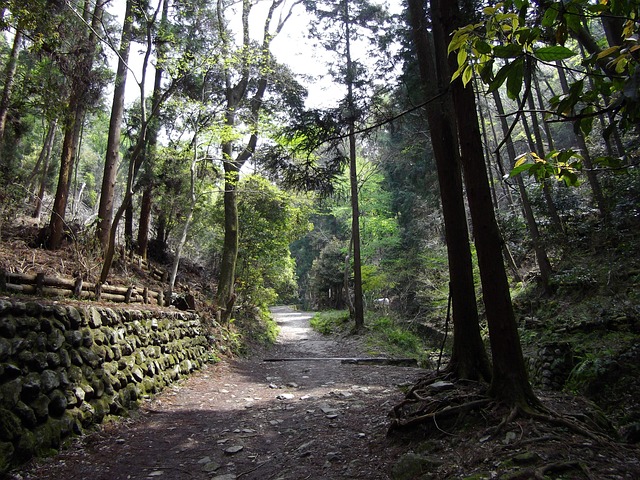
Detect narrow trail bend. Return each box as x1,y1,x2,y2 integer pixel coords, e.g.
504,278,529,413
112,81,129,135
12,306,424,480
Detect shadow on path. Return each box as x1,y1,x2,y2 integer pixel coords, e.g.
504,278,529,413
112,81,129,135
12,306,423,480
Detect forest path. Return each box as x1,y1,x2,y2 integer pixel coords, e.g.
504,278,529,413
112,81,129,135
13,306,424,480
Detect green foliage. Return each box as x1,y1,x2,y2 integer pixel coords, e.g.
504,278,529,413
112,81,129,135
510,149,583,187
449,0,640,140
308,237,348,309
367,315,422,355
310,310,429,363
234,175,312,309
310,310,351,334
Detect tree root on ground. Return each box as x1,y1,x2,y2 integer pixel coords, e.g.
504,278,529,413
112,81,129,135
387,376,639,478
534,461,594,480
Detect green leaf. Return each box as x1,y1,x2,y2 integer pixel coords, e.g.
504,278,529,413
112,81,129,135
493,44,523,58
510,162,534,177
506,58,524,99
488,61,513,92
533,45,576,61
461,65,474,86
541,5,559,28
475,40,492,55
480,59,495,84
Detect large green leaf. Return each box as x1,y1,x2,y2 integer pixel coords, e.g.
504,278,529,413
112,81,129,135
505,58,524,99
533,45,576,61
493,44,523,58
475,40,492,55
488,61,514,92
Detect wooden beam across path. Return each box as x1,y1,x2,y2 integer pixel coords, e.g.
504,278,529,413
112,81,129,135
263,357,419,367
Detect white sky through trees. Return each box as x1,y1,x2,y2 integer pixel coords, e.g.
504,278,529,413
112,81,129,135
112,0,401,109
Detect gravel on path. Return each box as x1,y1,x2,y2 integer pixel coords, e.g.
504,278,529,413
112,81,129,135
11,306,424,480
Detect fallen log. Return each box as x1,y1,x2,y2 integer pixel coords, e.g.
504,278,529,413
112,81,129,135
263,357,419,367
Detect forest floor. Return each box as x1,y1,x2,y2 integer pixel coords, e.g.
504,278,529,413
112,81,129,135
7,306,640,480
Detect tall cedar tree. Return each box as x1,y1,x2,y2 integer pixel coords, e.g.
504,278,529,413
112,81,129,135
431,0,539,407
406,0,491,381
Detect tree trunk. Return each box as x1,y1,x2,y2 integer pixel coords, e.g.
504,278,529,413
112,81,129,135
0,29,22,154
47,1,104,249
407,0,491,382
344,1,364,330
434,0,538,407
47,92,84,249
168,139,199,293
97,0,134,250
216,161,240,320
519,103,564,233
554,63,608,219
492,90,553,290
32,119,58,220
137,186,152,260
136,0,169,261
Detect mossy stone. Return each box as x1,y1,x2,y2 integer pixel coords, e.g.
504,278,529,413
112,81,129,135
391,453,444,480
48,389,68,418
0,408,22,441
41,370,60,392
39,318,52,334
29,393,50,422
58,349,71,368
21,372,41,401
0,338,11,362
0,378,22,408
0,316,16,338
47,330,65,352
16,316,39,332
81,329,93,348
14,400,37,428
67,306,83,328
0,441,15,474
25,302,42,317
65,330,82,348
45,352,60,368
15,429,37,462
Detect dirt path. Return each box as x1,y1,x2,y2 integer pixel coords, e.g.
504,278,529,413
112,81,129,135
12,307,424,480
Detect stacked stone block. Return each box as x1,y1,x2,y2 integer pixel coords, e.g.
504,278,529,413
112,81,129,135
0,298,211,473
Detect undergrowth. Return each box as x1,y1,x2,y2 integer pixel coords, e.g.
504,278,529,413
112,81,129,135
310,309,433,365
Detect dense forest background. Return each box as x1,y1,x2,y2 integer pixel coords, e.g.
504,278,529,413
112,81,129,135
0,0,639,434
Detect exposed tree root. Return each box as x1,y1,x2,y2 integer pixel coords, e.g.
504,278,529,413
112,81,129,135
388,375,617,445
388,398,491,433
534,461,594,480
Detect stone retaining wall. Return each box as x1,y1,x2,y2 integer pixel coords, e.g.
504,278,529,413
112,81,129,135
0,297,212,473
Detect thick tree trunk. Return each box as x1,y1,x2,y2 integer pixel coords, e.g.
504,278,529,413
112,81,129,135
344,3,364,330
47,1,103,249
97,0,134,250
434,0,538,407
48,93,84,249
0,29,22,152
217,162,240,321
407,0,491,382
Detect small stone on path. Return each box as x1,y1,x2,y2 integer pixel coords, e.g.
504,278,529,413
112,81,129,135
224,445,244,455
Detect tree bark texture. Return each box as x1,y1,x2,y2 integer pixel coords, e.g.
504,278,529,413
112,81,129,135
433,0,538,406
97,0,134,250
0,29,22,156
407,0,491,382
